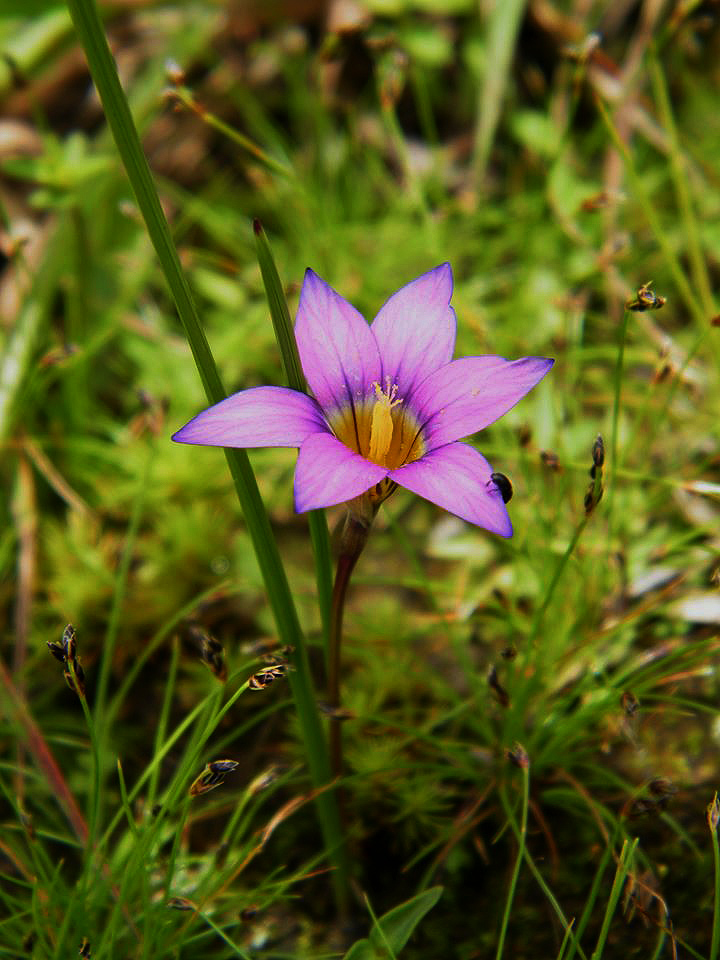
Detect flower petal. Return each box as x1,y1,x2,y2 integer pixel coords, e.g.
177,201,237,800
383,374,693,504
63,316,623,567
371,263,456,397
295,269,381,414
389,442,513,535
411,356,554,450
294,433,388,511
172,386,327,448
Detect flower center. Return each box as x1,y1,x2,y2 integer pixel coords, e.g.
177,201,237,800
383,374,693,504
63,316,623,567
368,378,402,467
327,378,425,470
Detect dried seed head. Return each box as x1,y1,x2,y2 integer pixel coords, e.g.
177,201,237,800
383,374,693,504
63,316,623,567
208,759,239,775
562,31,601,62
518,425,532,448
621,691,639,716
248,764,283,795
505,742,529,769
540,450,561,471
190,759,238,797
64,660,86,699
248,662,288,691
47,640,66,664
193,627,227,683
488,665,510,708
648,778,677,799
164,58,185,85
317,701,355,720
167,897,195,911
708,794,720,833
626,281,666,312
585,435,605,515
62,624,77,661
79,938,91,958
19,809,35,841
261,645,295,665
652,361,674,385
584,482,604,515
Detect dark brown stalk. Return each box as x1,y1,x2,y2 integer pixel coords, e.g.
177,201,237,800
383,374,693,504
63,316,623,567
328,508,374,778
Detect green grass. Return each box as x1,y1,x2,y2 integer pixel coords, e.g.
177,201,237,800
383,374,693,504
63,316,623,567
1,1,720,957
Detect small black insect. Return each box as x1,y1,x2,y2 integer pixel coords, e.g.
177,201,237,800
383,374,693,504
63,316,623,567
489,472,513,504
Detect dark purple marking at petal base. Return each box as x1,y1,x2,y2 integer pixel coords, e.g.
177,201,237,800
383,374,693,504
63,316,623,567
294,432,388,511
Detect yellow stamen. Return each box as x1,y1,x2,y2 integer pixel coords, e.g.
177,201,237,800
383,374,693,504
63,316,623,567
368,378,402,467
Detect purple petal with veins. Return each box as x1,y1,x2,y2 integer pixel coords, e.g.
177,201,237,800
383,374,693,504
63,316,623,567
371,263,456,398
295,269,381,415
294,432,388,512
172,386,328,448
411,356,554,451
390,442,512,536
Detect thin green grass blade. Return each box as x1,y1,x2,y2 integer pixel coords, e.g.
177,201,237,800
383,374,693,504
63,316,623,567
146,636,181,814
116,759,139,839
95,444,154,765
709,794,720,960
594,94,720,370
564,836,614,960
499,780,587,960
555,921,576,960
473,0,527,185
0,215,72,442
64,0,347,909
606,305,630,534
170,85,293,180
253,220,305,390
0,7,73,99
590,838,639,960
495,755,530,960
648,51,715,317
253,220,332,657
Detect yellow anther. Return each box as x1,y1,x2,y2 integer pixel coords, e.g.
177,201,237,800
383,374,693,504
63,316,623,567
368,378,402,466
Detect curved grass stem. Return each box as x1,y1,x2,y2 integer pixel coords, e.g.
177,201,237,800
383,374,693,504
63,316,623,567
590,838,638,960
328,510,373,778
495,761,530,960
65,0,347,912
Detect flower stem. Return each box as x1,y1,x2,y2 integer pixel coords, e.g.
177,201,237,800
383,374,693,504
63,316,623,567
328,508,375,777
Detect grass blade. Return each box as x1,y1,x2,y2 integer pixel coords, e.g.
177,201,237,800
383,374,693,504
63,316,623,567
473,0,527,185
253,220,333,658
590,838,638,960
64,0,347,909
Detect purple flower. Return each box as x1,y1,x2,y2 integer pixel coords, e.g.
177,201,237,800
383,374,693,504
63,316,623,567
173,264,553,536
